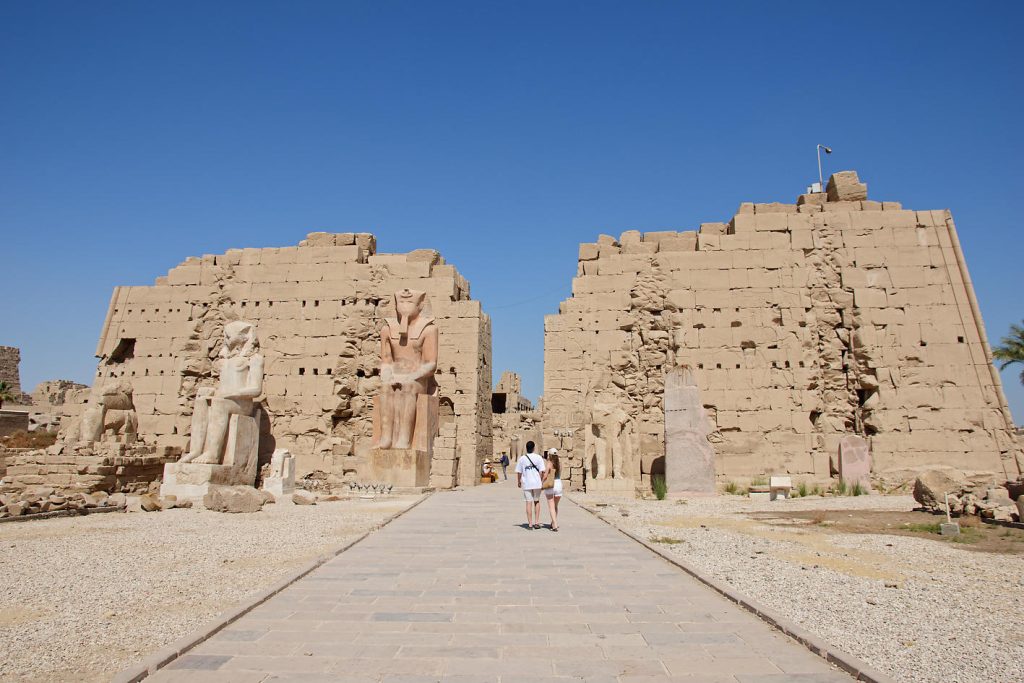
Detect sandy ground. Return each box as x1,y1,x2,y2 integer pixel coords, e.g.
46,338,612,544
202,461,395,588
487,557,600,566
576,492,1024,683
0,494,421,683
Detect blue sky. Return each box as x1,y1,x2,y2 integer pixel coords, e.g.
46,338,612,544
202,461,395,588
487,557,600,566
2,1,1022,421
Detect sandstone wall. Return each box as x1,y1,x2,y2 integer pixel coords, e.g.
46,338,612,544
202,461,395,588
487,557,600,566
542,172,1022,492
0,346,28,403
88,232,492,488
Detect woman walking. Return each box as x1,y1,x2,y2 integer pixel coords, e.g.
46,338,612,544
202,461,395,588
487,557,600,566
543,448,563,531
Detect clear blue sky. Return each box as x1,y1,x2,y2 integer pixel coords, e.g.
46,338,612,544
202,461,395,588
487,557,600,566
2,1,1022,422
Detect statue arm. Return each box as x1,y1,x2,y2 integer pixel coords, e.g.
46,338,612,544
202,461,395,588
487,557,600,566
224,356,265,400
409,324,438,381
380,325,396,384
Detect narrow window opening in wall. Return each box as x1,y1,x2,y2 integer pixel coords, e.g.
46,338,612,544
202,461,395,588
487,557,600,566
785,361,791,368
254,301,260,307
449,367,456,374
314,300,320,307
298,368,305,376
768,344,778,349
312,368,319,375
241,301,246,307
715,363,722,369
735,364,741,369
799,361,805,367
957,336,965,343
131,371,135,376
713,308,721,313
127,309,133,315
697,363,704,369
920,340,927,347
302,301,307,307
108,338,136,364
145,369,149,376
160,370,164,376
735,308,740,313
771,361,778,368
356,369,365,378
325,368,332,375
268,301,273,307
731,321,741,327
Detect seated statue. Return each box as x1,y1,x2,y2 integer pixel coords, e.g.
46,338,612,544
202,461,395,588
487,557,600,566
179,320,264,465
79,380,138,444
373,289,438,451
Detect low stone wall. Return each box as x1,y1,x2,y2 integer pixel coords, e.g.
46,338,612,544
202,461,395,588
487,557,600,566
1,441,180,495
0,411,29,437
0,447,32,478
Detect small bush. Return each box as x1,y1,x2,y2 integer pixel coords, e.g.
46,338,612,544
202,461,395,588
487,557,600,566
724,481,739,495
651,535,684,545
830,480,848,496
751,475,768,487
904,522,941,534
0,431,57,449
796,481,809,498
652,474,668,500
851,482,866,496
809,483,822,496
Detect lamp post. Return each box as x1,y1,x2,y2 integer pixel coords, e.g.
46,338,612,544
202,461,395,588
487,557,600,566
817,144,832,192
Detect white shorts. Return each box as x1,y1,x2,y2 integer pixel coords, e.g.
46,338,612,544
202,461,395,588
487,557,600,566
544,480,563,498
522,488,541,502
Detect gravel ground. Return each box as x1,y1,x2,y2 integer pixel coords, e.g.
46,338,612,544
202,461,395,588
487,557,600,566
576,493,1024,683
0,494,421,683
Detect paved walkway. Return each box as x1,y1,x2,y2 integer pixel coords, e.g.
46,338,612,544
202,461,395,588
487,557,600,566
147,480,853,683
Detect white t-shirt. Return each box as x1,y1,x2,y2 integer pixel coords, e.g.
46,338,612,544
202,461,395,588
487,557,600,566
516,453,544,490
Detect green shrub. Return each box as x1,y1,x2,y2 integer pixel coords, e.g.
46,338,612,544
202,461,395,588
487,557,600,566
796,481,809,498
851,482,866,496
724,481,739,495
652,475,668,500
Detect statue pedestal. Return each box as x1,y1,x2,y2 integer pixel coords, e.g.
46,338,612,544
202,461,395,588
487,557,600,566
585,478,636,496
366,448,431,488
160,414,259,504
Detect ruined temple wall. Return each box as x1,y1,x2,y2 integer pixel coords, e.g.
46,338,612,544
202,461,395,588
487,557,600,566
542,174,1021,491
90,232,492,488
0,346,28,403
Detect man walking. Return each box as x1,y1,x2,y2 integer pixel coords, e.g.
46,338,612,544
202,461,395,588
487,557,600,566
515,441,544,529
499,453,509,480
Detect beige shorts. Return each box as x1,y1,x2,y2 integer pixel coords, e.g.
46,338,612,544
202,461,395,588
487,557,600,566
522,488,541,502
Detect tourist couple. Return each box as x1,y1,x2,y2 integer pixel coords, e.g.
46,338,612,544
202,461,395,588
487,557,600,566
515,441,562,531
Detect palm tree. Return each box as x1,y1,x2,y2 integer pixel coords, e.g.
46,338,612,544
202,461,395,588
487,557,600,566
992,321,1024,385
0,381,13,410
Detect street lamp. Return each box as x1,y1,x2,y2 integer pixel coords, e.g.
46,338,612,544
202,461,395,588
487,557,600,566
816,144,832,193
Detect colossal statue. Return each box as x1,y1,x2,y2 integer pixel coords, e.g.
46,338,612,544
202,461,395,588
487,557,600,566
179,320,264,465
373,289,438,450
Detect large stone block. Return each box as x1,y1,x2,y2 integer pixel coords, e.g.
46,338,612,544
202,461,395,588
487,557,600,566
160,414,259,504
663,369,716,493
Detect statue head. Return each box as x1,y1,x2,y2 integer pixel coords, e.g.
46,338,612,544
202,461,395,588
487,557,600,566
221,320,259,359
393,289,427,337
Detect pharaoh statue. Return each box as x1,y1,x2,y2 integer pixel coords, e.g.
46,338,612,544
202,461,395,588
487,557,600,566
588,401,633,480
367,289,439,489
179,320,264,465
372,289,438,451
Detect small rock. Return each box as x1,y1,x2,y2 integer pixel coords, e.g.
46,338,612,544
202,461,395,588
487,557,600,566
140,494,162,512
204,485,266,513
867,597,879,605
6,501,28,517
108,492,127,508
293,491,317,505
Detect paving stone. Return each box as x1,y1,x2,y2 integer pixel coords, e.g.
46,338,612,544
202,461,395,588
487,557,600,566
179,484,853,682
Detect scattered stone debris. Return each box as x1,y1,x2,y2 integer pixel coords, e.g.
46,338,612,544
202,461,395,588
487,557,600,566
912,467,1021,522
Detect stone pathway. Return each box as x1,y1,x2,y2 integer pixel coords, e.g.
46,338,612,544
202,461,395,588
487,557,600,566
146,481,853,682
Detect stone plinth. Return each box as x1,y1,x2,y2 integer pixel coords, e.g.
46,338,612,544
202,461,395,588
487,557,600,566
161,414,259,503
1,442,178,495
262,448,296,500
366,448,431,488
585,478,636,496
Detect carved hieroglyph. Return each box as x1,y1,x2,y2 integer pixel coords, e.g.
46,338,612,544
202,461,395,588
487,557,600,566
162,320,264,502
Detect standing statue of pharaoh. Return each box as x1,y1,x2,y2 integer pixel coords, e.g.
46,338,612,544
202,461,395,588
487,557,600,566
373,289,438,450
179,320,264,464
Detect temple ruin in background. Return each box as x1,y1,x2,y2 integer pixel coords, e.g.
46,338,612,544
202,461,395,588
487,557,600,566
542,171,1023,494
86,232,492,489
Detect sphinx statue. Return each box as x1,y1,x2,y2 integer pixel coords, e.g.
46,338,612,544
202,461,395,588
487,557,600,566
78,380,138,444
179,320,264,465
